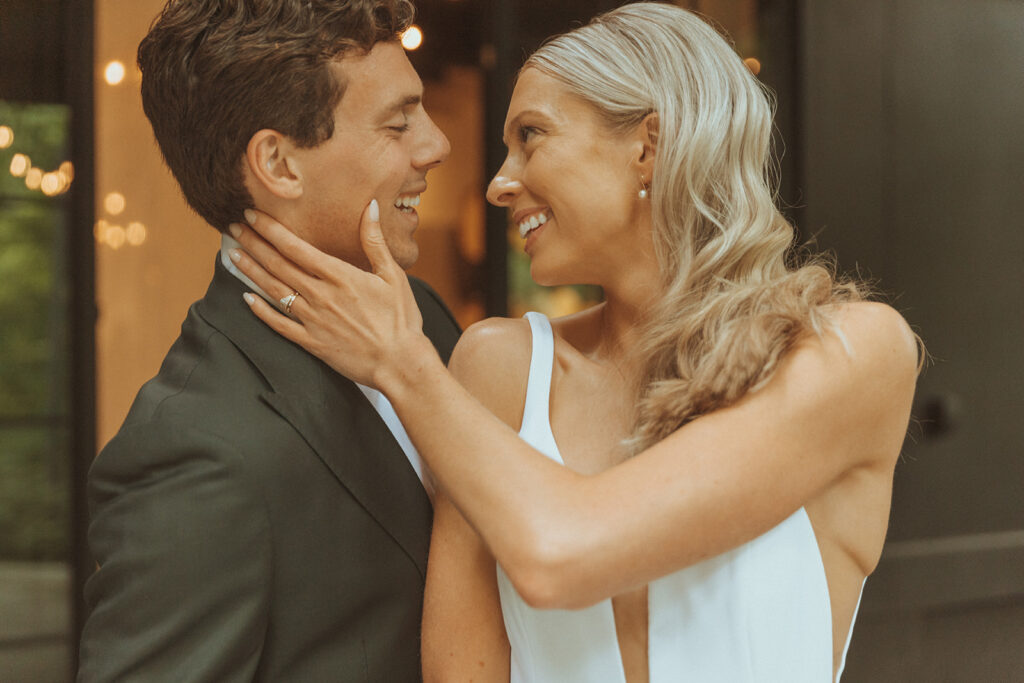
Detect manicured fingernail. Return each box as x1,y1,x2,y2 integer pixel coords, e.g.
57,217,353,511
228,223,242,238
229,248,241,263
243,292,256,305
244,209,256,224
368,198,379,222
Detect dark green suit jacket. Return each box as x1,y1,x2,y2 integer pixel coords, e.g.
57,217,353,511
78,258,461,682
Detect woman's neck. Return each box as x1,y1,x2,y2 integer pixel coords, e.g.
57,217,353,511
589,252,662,373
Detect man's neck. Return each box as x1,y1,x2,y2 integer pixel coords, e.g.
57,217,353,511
220,233,291,315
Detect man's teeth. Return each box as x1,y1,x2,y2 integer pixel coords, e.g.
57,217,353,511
518,212,549,238
394,195,421,210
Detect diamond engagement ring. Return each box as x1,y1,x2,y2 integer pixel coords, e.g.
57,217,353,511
279,291,300,315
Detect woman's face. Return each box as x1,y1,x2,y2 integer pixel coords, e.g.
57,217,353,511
487,68,650,287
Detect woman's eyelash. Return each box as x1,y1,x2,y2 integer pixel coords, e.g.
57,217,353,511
518,125,539,142
389,123,410,133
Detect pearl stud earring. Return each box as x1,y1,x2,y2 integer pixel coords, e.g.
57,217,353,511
638,176,650,199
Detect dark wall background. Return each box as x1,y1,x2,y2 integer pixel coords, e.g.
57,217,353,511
793,1,1024,679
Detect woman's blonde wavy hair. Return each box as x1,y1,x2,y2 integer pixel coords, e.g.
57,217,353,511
526,2,866,452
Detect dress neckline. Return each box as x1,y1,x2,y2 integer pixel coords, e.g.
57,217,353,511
518,311,863,682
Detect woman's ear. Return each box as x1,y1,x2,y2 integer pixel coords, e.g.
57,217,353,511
632,112,660,182
246,130,303,199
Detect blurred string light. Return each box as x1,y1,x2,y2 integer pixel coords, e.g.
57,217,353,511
40,172,62,196
105,224,126,249
3,121,74,195
401,25,423,51
126,221,148,246
93,219,109,242
59,161,74,184
743,57,762,76
104,191,126,216
104,60,126,85
92,57,147,248
95,194,148,249
25,168,43,191
9,153,29,177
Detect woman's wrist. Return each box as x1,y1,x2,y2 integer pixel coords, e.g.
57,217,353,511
372,333,448,401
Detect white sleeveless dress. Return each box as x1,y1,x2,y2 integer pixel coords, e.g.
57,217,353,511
495,312,864,683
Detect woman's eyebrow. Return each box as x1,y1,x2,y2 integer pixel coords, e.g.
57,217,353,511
502,109,550,145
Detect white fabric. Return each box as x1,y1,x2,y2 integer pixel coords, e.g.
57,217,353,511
496,311,864,682
220,237,432,493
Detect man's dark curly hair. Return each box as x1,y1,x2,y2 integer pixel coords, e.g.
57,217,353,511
138,0,414,231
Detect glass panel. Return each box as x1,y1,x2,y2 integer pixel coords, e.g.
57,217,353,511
0,99,73,682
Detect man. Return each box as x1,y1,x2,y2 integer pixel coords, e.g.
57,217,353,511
78,1,458,680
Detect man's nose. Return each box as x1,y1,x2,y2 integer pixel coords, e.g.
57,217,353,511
415,115,451,171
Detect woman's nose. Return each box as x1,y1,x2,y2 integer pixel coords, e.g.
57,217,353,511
486,168,522,207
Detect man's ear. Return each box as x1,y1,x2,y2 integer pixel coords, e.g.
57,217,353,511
631,112,659,182
246,130,303,199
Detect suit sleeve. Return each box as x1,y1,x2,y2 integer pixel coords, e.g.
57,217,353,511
78,423,271,683
408,276,462,364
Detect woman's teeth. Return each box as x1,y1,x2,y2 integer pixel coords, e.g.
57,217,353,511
394,194,421,212
518,212,549,238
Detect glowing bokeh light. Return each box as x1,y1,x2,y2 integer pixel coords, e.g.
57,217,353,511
105,60,126,85
106,224,126,249
104,191,126,215
126,222,148,246
0,126,13,149
59,161,74,183
94,219,110,243
41,172,62,196
25,167,43,190
401,25,423,51
743,57,762,76
9,153,29,177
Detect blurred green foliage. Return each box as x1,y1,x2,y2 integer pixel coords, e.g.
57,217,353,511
0,100,71,561
0,430,69,560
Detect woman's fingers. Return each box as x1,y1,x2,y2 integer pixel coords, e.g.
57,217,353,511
229,221,320,299
242,208,356,282
243,291,314,349
227,238,305,306
228,199,433,390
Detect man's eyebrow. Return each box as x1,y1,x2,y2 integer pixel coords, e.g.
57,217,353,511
376,94,422,121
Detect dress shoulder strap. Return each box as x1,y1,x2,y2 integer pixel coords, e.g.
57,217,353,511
519,313,562,464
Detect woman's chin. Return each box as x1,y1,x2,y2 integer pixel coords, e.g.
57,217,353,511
528,264,569,289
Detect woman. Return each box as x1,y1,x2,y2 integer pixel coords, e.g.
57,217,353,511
229,4,920,681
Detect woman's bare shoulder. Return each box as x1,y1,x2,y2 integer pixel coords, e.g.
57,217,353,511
780,302,920,396
827,301,921,373
760,301,920,465
448,317,534,429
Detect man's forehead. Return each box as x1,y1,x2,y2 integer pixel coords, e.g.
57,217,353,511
330,45,423,116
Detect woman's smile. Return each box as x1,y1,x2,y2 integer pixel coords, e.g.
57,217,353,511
523,218,549,255
515,207,551,239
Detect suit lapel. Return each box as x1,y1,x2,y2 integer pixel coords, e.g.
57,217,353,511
197,259,432,578
259,382,432,578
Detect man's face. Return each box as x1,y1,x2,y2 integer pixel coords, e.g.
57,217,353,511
291,41,450,270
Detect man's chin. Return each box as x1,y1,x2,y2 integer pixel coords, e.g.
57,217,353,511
391,244,418,271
